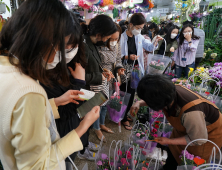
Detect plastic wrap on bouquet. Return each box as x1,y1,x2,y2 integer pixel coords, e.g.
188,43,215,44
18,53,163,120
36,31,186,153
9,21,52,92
107,91,131,123
147,54,171,75
144,141,157,153
131,64,142,89
149,109,165,124
132,135,147,148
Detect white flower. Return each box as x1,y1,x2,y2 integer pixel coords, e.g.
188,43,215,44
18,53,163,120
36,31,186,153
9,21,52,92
203,53,206,58
211,53,217,59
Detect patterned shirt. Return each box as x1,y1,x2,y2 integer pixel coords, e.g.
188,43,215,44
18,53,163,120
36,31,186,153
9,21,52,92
97,42,124,90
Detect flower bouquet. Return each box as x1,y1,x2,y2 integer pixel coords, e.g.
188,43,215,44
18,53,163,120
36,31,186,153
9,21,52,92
107,91,131,123
147,54,171,75
131,64,142,89
160,123,173,138
144,126,158,152
115,145,134,170
132,128,148,148
177,150,206,170
149,110,165,125
134,98,149,124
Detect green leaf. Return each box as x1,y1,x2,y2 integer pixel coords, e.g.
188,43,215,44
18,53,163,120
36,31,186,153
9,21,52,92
6,5,10,12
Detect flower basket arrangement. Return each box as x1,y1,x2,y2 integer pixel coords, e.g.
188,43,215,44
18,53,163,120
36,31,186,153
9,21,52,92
147,54,171,75
131,64,142,89
132,128,148,148
177,150,206,170
107,91,131,123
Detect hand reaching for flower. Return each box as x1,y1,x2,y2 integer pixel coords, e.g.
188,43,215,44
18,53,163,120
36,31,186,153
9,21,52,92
155,137,171,145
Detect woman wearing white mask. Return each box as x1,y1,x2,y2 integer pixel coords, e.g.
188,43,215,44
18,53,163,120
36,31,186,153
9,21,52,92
155,25,180,57
120,13,162,130
172,24,200,78
94,23,125,138
0,1,100,169
41,13,100,163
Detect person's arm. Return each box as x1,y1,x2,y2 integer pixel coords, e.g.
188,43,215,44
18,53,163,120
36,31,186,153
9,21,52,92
49,98,60,119
156,136,187,146
171,40,179,51
11,93,84,170
156,111,208,146
188,39,199,51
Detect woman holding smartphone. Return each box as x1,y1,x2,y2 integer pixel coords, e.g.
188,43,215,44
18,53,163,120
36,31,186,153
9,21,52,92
0,0,99,169
82,15,117,142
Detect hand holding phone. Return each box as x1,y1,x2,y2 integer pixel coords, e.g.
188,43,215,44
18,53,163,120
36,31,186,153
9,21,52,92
77,92,108,118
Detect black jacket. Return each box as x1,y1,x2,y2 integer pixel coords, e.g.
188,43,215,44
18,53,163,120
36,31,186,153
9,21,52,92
84,35,103,87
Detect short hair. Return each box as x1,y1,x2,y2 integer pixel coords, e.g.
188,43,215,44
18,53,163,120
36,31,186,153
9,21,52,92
129,13,146,26
137,75,176,111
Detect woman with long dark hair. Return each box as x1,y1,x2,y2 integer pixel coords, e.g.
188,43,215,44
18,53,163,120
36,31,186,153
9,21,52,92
81,15,117,142
155,25,179,57
172,24,200,78
120,13,162,130
40,13,100,163
0,0,99,169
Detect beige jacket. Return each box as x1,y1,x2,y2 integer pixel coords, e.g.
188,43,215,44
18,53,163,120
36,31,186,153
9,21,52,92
0,56,83,170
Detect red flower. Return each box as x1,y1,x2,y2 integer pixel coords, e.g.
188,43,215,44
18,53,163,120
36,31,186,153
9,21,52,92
119,101,123,104
205,92,210,95
155,121,160,124
158,60,160,63
146,163,149,166
152,128,157,133
155,124,159,129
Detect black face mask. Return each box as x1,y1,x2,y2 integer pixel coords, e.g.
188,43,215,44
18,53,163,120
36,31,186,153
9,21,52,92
95,40,108,47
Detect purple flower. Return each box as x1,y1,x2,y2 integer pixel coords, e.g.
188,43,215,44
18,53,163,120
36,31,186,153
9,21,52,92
195,156,201,159
101,153,108,160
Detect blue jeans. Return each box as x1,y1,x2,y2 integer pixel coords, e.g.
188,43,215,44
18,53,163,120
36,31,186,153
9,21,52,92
175,62,195,78
93,106,107,130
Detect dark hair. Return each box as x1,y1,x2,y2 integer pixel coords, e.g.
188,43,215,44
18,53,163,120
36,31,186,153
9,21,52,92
159,28,168,36
81,14,117,37
45,12,87,85
183,21,194,26
0,0,74,86
165,22,174,30
115,23,122,42
137,74,176,111
179,24,199,45
141,25,150,35
165,25,180,44
148,23,158,30
129,13,146,26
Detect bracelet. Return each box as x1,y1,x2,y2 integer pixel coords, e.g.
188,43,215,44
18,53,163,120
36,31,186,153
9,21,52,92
188,41,192,44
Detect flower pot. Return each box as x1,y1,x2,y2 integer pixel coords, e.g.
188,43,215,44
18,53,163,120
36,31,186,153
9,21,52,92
107,105,127,123
0,4,6,14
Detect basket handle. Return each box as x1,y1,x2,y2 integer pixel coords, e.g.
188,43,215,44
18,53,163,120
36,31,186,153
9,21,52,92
183,139,222,170
152,37,167,58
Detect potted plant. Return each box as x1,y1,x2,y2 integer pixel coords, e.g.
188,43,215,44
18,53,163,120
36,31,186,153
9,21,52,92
0,0,10,14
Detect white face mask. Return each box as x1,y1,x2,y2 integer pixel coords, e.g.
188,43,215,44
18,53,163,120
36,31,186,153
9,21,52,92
65,47,79,63
171,33,177,39
110,41,118,47
183,31,192,36
46,51,61,70
132,28,141,36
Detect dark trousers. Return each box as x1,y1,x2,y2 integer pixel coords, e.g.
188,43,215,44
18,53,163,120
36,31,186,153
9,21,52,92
120,80,135,122
163,148,178,170
195,57,202,69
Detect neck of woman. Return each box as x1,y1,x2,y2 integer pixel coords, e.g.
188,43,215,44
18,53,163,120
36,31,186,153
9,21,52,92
126,29,133,37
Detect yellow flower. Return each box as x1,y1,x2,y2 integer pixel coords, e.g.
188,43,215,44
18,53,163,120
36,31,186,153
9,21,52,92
189,67,194,73
197,67,204,72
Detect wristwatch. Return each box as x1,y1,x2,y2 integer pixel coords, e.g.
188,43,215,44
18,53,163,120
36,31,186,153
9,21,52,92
188,41,192,44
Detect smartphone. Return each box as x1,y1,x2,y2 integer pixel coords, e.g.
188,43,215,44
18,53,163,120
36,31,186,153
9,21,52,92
77,91,108,118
